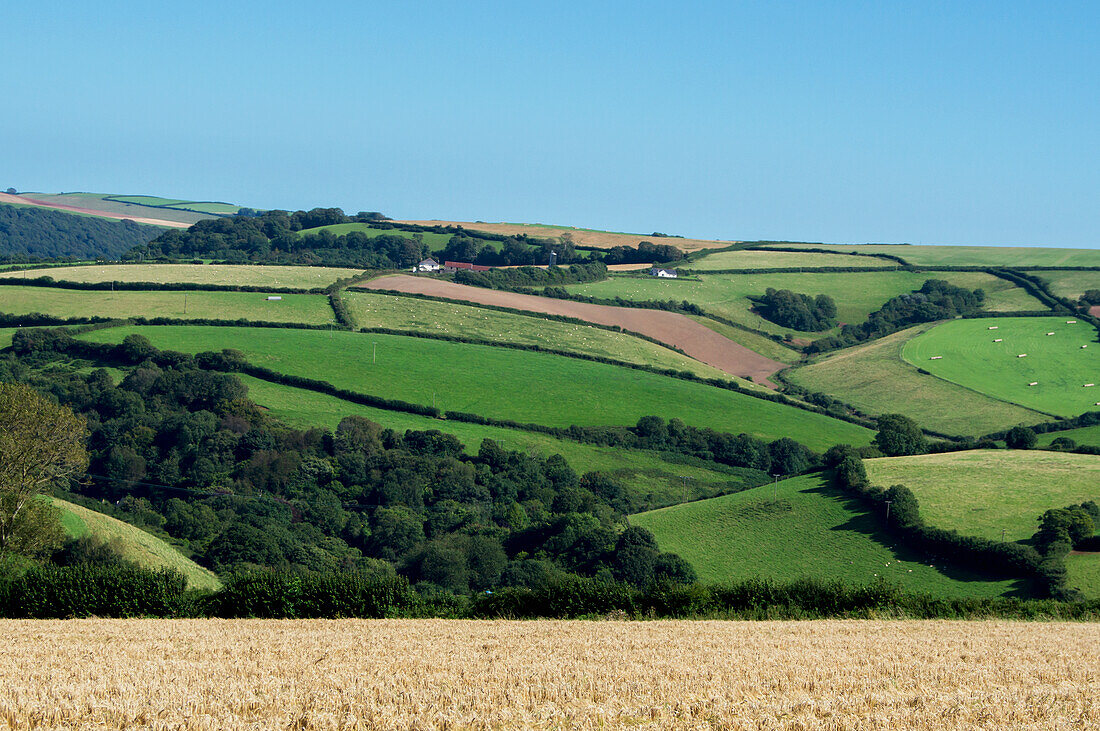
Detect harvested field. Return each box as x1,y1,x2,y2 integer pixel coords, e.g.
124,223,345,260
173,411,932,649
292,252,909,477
0,192,192,228
3,619,1097,730
397,220,736,252
360,274,786,386
0,263,364,288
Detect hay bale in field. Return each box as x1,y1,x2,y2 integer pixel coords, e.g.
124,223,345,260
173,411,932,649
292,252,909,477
1067,320,1077,324
1082,345,1088,349
993,338,1003,342
1028,382,1038,386
929,355,943,360
988,326,999,330
1084,383,1095,388
1046,332,1055,336
1017,353,1027,358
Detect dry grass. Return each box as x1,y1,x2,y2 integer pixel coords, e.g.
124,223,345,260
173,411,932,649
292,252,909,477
1,619,1096,729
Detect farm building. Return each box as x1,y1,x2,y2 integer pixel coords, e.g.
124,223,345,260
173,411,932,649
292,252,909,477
417,258,441,272
444,261,491,273
650,267,678,278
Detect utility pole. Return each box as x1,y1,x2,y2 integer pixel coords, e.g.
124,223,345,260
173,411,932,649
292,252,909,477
183,292,187,315
884,499,893,524
1002,528,1007,542
678,475,693,503
771,474,781,502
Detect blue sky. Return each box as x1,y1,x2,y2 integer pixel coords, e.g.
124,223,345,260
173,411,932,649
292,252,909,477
2,1,1097,247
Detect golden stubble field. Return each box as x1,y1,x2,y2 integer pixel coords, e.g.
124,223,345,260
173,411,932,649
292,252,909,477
1,619,1096,730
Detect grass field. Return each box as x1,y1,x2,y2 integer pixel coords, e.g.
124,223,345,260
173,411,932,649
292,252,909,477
0,263,364,288
862,451,1100,544
241,376,763,508
631,473,1019,597
687,249,894,270
0,286,333,324
1034,269,1100,301
19,193,212,225
786,325,1052,435
759,242,1100,268
105,195,190,206
296,222,454,248
6,619,1096,730
344,291,741,382
397,220,736,252
1036,424,1100,448
80,326,873,450
1065,553,1100,598
48,497,220,590
566,271,1044,337
902,317,1100,417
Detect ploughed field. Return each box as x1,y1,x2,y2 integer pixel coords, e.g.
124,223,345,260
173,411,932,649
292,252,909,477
78,325,872,450
631,473,1018,597
4,619,1095,730
902,317,1100,417
360,274,787,386
0,263,364,288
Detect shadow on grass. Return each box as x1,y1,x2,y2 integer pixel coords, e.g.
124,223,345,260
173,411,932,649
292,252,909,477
809,480,1034,598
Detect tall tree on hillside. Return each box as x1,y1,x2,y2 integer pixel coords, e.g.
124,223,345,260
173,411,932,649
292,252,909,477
0,383,88,553
873,414,927,457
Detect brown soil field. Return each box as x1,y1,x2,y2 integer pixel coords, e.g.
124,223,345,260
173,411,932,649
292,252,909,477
1090,305,1100,318
361,274,785,386
398,220,737,252
0,192,190,228
2,619,1096,730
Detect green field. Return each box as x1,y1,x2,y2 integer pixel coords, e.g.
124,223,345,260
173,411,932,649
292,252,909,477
0,263,364,288
0,327,17,350
1065,553,1100,598
0,286,333,324
106,195,190,206
758,243,1100,268
296,223,454,249
566,271,1044,337
1036,424,1100,448
344,291,746,383
49,497,220,590
80,325,872,450
631,473,1018,597
863,451,1100,543
240,375,764,509
19,193,212,225
688,249,894,270
902,317,1100,417
787,325,1052,435
1033,270,1100,301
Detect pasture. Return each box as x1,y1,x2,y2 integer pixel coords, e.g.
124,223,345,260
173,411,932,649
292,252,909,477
344,291,737,381
786,325,1052,435
862,450,1100,543
1037,424,1100,448
5,619,1096,730
80,325,873,450
0,286,333,324
758,242,1100,268
240,376,763,508
17,192,211,224
296,222,453,248
566,270,1044,337
48,498,220,590
0,263,364,288
631,473,1018,596
1035,269,1100,301
1065,553,1100,598
687,248,894,270
902,317,1100,417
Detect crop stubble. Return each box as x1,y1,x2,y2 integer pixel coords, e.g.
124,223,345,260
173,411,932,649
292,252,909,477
1,619,1096,730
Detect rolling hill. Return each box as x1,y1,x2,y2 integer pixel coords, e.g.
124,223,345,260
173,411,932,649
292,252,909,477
50,497,220,590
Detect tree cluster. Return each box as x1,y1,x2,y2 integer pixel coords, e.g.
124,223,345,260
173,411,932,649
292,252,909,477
754,288,837,331
0,204,160,261
809,279,986,352
602,241,684,265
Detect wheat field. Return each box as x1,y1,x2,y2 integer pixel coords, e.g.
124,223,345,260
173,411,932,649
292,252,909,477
1,619,1096,729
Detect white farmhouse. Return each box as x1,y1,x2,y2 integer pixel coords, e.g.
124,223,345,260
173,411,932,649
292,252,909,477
650,267,678,278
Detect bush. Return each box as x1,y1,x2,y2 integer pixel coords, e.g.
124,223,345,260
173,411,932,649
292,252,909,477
1,564,188,618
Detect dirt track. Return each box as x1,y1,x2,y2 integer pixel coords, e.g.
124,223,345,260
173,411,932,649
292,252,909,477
361,274,785,387
0,192,190,228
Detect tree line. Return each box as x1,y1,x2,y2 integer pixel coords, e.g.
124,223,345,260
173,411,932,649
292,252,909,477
0,204,161,261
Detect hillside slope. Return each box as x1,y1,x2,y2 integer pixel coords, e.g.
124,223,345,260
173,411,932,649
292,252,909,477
50,497,221,590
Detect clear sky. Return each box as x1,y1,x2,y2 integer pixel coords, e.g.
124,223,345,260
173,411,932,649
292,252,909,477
2,1,1097,247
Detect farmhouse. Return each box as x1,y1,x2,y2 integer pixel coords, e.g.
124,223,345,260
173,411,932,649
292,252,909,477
650,267,678,278
444,261,491,273
417,258,441,272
